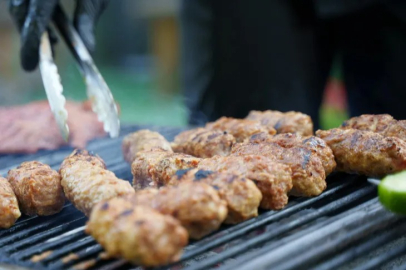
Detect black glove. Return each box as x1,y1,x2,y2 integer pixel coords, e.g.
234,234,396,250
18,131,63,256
8,0,109,72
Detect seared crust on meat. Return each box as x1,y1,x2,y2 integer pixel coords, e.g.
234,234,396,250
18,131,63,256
248,132,336,175
131,150,200,190
316,128,406,177
231,143,326,197
60,150,134,216
8,161,65,216
246,110,313,136
86,196,188,266
0,177,21,228
206,117,276,142
122,130,173,164
133,182,228,239
169,169,262,224
171,128,236,158
198,155,292,209
342,114,406,142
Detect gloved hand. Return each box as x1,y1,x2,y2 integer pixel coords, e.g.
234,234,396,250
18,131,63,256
8,0,109,72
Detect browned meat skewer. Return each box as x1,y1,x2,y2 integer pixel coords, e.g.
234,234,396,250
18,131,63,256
198,155,293,209
316,128,406,177
60,150,134,216
0,177,21,228
132,181,228,239
247,132,336,175
131,149,201,190
122,130,173,164
246,110,313,136
7,161,65,216
169,169,262,224
231,142,326,197
86,196,188,267
341,114,406,142
171,128,236,158
206,117,276,142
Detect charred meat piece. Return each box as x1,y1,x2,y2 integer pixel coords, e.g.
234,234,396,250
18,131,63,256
122,130,173,164
342,114,406,142
0,177,21,228
341,114,394,133
7,161,65,216
248,132,336,175
231,143,326,197
246,110,313,136
86,196,188,267
169,169,262,224
316,128,406,177
133,181,228,239
171,128,236,158
206,117,276,142
131,149,200,190
60,150,134,216
198,155,292,209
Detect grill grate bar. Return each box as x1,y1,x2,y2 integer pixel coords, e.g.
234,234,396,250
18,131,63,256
2,217,85,254
352,240,406,270
179,184,376,270
175,177,364,263
46,244,103,269
11,228,87,261
313,220,406,270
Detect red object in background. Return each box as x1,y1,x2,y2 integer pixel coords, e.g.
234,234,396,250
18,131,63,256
0,100,107,154
323,78,348,111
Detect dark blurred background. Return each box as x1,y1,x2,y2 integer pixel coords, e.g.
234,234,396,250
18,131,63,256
0,0,347,128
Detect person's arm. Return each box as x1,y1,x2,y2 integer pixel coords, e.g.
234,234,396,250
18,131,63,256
8,0,109,72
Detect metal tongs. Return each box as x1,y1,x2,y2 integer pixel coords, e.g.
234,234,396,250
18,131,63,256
39,4,120,141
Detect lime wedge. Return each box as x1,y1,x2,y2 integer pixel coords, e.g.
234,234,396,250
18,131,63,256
378,171,406,215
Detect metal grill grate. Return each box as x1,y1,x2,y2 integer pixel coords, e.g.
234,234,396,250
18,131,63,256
1,125,406,270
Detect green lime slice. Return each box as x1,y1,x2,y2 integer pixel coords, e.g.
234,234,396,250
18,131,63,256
378,171,406,215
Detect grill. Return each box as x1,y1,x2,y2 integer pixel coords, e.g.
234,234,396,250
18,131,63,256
1,125,406,270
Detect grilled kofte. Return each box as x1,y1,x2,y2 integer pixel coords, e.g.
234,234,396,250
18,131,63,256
122,129,173,164
132,181,228,239
131,149,200,190
341,114,406,141
316,128,406,177
206,117,276,142
198,155,292,209
247,132,336,175
60,150,134,216
0,177,21,228
246,110,313,136
231,142,326,197
169,169,262,224
7,161,65,216
171,128,236,158
86,196,188,267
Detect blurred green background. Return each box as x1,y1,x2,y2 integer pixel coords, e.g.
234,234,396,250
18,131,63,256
0,0,348,129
